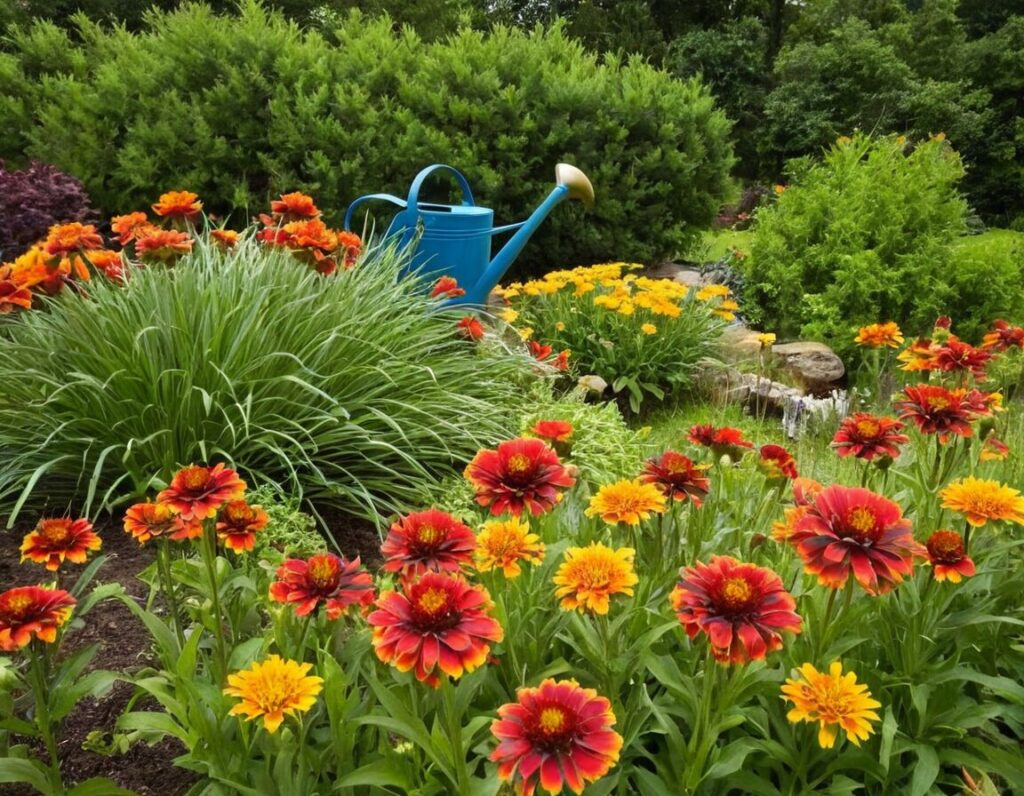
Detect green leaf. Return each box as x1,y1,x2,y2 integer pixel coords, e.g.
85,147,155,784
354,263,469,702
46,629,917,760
334,759,412,789
909,745,940,796
0,757,53,794
68,778,136,796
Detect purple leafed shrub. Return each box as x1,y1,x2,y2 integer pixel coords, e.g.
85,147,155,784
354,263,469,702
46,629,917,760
0,161,97,259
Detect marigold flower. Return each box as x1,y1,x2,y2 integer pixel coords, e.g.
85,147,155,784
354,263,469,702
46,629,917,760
553,543,637,615
152,190,202,221
457,315,484,340
641,322,657,335
498,308,519,323
215,499,268,553
135,229,194,262
270,192,320,221
771,505,810,543
781,662,881,748
224,655,323,734
832,413,909,461
0,277,32,313
854,322,903,348
792,477,824,506
381,509,476,576
20,518,101,571
759,444,798,479
474,516,545,578
157,463,246,521
530,419,573,443
111,212,153,245
337,230,362,268
687,424,754,459
269,553,374,618
640,451,711,506
585,479,667,527
931,336,991,381
925,530,975,583
490,678,623,796
980,435,1009,462
43,222,103,257
465,437,576,517
895,384,975,443
87,250,126,283
940,476,1024,527
981,320,1024,351
757,332,776,346
123,501,201,544
0,586,76,650
529,340,553,361
897,338,937,372
431,276,465,298
368,572,503,687
671,556,801,664
211,228,239,248
789,485,925,594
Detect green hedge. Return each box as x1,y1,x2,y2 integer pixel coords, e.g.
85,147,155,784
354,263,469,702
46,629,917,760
0,2,734,275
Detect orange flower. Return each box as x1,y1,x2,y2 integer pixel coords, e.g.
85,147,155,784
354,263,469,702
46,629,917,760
224,655,323,734
491,679,623,796
211,228,239,248
897,338,938,372
759,444,798,479
530,419,574,443
269,553,374,618
157,463,246,521
792,477,824,506
771,504,810,543
431,276,464,299
465,437,576,517
380,509,477,576
457,316,484,340
42,222,103,257
87,250,126,283
0,586,76,650
152,190,202,221
940,476,1024,527
925,530,975,583
585,479,667,525
110,212,154,245
368,572,503,687
552,349,570,371
854,322,903,348
123,501,201,544
337,230,362,269
215,499,269,553
135,229,193,262
270,192,320,221
981,320,1024,351
474,516,545,578
0,274,32,313
20,518,101,571
553,543,637,615
528,340,553,361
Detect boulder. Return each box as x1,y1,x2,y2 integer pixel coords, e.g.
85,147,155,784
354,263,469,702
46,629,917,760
770,341,845,395
719,324,766,363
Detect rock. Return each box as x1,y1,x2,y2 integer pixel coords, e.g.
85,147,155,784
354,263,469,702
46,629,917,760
699,369,799,414
770,341,845,395
643,261,707,288
719,324,766,363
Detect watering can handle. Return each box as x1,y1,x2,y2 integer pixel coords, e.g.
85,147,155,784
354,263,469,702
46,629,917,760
406,164,475,212
343,193,407,232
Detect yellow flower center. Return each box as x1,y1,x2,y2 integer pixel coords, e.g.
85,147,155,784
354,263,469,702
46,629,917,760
855,420,880,437
417,587,448,615
847,507,876,534
507,454,531,474
929,396,950,411
417,525,442,544
721,577,753,611
308,557,338,588
39,520,72,544
538,707,567,733
4,593,33,617
182,467,209,490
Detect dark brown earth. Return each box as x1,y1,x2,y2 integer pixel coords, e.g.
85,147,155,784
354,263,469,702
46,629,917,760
0,508,383,796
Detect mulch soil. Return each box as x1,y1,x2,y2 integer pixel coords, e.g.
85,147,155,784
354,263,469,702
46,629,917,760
0,508,383,796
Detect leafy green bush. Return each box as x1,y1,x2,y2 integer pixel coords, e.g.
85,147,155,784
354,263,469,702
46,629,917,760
740,134,1014,359
0,238,530,527
0,2,734,275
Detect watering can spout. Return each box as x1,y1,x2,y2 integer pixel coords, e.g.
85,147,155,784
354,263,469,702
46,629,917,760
462,163,593,305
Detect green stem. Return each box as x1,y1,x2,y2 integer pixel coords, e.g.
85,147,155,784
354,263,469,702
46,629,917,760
29,645,63,794
295,613,315,662
441,678,470,796
203,522,228,680
157,542,185,648
685,648,719,793
814,587,839,662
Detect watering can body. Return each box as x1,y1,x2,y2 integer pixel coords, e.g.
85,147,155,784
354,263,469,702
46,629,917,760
344,164,593,306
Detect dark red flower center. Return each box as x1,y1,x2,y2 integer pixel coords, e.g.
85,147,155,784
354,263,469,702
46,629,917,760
524,701,577,752
855,419,880,438
1,593,34,620
180,467,211,493
39,520,73,545
927,531,965,564
409,585,461,632
718,576,756,614
306,555,342,592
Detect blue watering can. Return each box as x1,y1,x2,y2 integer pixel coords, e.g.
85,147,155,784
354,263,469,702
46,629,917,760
343,163,594,306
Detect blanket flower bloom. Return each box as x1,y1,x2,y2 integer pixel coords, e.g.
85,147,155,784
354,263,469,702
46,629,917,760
789,485,925,594
431,276,464,298
474,516,545,578
0,272,33,313
931,336,991,381
981,320,1024,351
270,192,320,221
640,450,711,506
381,509,476,576
855,322,903,348
152,190,202,221
457,316,484,340
135,229,193,262
832,414,909,461
215,499,269,553
553,543,637,615
671,556,801,664
0,586,76,650
925,530,975,583
792,477,825,506
224,655,323,734
687,424,754,459
337,231,362,268
210,228,239,248
940,476,1024,527
43,222,103,258
157,463,246,521
490,678,623,796
980,436,1010,462
269,553,374,618
465,437,576,517
110,212,154,245
20,518,101,571
585,479,666,525
530,420,574,444
895,384,975,443
123,501,201,544
368,572,503,687
759,444,798,479
897,338,937,372
771,505,810,543
782,662,881,748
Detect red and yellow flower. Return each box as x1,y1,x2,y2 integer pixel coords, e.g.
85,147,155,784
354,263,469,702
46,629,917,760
0,275,33,313
431,276,464,299
553,543,637,615
771,505,810,543
897,338,937,372
368,572,503,687
925,530,975,583
854,322,903,348
215,499,269,553
269,553,374,618
552,349,570,371
270,192,320,221
152,190,202,222
210,228,239,248
20,518,101,571
640,450,711,506
782,662,881,749
758,444,798,479
157,463,246,521
42,222,103,258
831,413,909,461
380,509,477,576
981,320,1024,351
940,476,1024,527
671,556,801,664
490,678,623,796
789,485,925,594
111,212,155,245
980,435,1010,462
0,586,76,650
474,516,545,578
457,316,484,340
464,437,576,517
337,231,362,268
585,479,667,525
687,424,754,459
530,420,573,444
931,336,991,381
895,384,975,443
88,250,126,283
123,501,201,544
792,477,825,506
135,229,194,262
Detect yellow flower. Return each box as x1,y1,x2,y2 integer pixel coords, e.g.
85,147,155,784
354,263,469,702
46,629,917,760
940,476,1024,527
518,327,534,341
781,661,881,749
695,284,730,301
555,321,566,331
616,301,635,316
475,516,545,578
224,655,323,734
585,479,667,526
553,543,638,615
757,332,776,347
855,322,904,349
498,308,519,323
641,323,657,335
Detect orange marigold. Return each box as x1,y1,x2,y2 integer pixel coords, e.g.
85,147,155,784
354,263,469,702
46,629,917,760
152,190,202,221
43,222,103,257
940,476,1024,527
474,516,545,578
553,543,637,615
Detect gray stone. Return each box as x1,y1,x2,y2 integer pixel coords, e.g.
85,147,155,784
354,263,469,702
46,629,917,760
719,324,766,363
770,341,845,394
